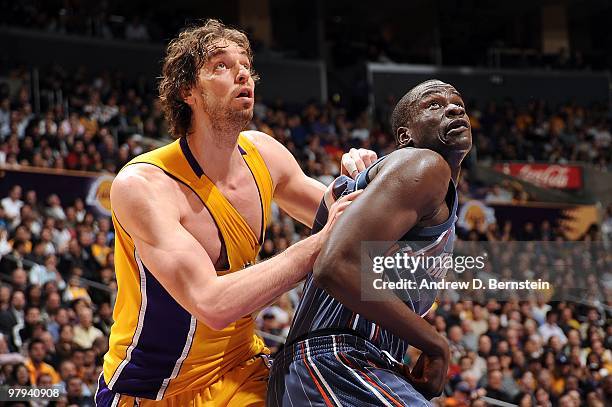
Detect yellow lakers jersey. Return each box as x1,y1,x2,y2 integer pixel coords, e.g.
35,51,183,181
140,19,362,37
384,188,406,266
103,134,273,400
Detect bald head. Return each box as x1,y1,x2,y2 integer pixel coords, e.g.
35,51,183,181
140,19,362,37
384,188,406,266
389,78,471,169
391,79,452,143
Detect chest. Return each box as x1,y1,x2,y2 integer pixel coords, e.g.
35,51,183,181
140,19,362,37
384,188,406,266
174,169,263,270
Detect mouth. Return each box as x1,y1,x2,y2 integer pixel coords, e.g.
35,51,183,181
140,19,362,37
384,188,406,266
445,118,470,136
235,87,253,99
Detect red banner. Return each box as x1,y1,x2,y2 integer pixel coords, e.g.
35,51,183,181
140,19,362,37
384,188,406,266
493,163,583,190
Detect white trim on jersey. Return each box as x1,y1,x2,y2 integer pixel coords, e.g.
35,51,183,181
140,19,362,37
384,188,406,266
108,250,148,390
156,315,197,400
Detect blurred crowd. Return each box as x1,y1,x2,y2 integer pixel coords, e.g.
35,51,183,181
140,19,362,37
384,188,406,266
0,63,610,406
429,299,611,406
0,66,162,173
0,184,113,406
1,1,169,43
1,1,608,71
0,179,610,405
376,97,611,171
1,66,611,175
468,100,610,170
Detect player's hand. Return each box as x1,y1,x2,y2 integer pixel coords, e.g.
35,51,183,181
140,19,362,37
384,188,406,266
340,148,377,179
399,349,449,400
319,190,363,235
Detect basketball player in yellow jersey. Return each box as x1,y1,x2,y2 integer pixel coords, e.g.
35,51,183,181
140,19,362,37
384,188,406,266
95,19,375,406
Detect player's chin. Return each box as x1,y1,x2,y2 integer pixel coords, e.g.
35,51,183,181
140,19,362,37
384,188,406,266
451,135,472,152
231,106,254,123
440,130,471,149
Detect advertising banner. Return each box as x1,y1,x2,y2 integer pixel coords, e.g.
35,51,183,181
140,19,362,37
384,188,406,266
0,167,112,217
493,163,583,190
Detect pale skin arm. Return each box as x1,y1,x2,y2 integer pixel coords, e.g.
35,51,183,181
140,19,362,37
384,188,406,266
111,165,361,330
244,130,377,228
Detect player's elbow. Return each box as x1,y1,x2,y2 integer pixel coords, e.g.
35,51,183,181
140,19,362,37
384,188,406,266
313,251,349,293
204,316,231,331
198,306,231,331
195,300,233,331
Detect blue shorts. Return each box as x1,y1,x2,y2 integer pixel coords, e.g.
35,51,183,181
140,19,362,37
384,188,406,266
267,334,431,407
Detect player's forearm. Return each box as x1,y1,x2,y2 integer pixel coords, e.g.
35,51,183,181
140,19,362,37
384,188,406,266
314,255,448,357
196,234,321,330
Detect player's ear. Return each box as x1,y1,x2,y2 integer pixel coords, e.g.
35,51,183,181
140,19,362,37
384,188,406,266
396,127,413,147
182,87,195,106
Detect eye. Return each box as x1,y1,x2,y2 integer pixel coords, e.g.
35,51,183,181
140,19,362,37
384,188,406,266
215,62,227,70
429,101,441,109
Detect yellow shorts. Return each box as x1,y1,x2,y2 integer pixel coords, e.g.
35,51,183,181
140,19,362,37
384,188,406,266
111,356,269,407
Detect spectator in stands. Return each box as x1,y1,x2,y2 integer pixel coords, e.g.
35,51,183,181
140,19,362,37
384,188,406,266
1,185,23,224
63,275,91,304
10,267,28,291
91,231,111,267
0,97,10,138
39,330,60,367
45,194,66,221
67,375,95,406
0,226,10,256
25,338,60,384
9,362,31,386
73,307,103,349
539,310,568,345
0,284,9,309
94,302,113,337
29,254,66,289
0,289,25,341
484,369,512,403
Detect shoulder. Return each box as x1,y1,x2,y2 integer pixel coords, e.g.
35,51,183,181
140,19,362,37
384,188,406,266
241,130,284,165
374,148,451,200
241,130,299,184
385,148,449,174
111,164,176,212
378,148,450,182
241,130,281,152
113,163,171,194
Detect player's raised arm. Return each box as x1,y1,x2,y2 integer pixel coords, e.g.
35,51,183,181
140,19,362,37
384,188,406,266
313,148,451,353
111,164,359,330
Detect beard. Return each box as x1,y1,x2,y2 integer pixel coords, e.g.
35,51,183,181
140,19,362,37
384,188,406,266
201,90,253,147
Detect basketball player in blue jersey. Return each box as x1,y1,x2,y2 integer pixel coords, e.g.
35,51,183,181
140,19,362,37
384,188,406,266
267,79,472,406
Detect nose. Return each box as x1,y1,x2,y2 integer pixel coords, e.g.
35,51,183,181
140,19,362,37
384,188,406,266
445,103,465,117
236,64,250,84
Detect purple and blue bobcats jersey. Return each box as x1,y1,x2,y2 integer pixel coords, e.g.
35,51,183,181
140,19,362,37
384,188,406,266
286,154,458,362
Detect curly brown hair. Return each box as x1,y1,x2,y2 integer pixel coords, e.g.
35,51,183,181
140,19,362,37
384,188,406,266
158,19,257,138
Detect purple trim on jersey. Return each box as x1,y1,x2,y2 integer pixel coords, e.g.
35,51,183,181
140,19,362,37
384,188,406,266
112,265,192,399
180,136,247,178
179,136,204,178
95,374,116,406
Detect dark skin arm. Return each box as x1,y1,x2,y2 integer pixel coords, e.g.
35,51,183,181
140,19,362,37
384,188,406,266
313,147,452,398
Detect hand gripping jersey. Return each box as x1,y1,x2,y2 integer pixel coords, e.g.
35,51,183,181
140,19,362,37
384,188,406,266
287,153,458,362
103,134,273,400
